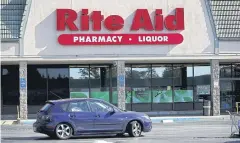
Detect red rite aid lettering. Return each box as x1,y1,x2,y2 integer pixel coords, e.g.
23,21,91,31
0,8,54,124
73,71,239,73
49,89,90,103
56,8,184,31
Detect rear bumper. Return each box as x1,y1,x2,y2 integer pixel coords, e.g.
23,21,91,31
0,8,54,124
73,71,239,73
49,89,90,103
33,122,55,134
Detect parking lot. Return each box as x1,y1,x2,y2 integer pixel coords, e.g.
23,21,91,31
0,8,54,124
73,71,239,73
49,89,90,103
1,120,239,143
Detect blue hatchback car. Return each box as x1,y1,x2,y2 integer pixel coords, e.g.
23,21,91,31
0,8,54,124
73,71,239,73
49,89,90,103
33,98,152,139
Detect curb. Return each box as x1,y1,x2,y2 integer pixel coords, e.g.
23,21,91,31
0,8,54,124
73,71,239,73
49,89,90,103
1,116,228,125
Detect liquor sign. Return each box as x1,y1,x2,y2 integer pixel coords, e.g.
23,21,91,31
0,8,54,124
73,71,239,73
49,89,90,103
56,8,185,45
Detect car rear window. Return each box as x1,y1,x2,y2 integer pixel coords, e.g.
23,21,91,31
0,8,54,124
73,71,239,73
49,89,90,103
40,103,53,111
60,103,69,111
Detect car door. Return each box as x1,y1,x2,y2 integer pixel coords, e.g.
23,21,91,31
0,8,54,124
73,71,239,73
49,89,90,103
88,100,124,132
67,100,95,133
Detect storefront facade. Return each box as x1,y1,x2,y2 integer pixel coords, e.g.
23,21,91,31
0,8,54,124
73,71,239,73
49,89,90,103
1,0,240,119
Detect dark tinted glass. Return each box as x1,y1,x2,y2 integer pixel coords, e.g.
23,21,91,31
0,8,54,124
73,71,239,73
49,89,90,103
220,64,232,78
131,65,151,87
48,68,69,100
173,64,193,86
1,65,19,105
28,66,47,105
152,65,172,87
89,66,110,102
232,63,240,78
69,66,90,99
194,65,211,85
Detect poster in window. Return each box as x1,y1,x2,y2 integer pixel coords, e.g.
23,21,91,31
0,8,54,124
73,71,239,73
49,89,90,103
153,90,173,103
174,90,193,102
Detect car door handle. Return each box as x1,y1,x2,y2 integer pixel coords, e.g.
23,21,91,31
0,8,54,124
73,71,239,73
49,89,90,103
69,114,76,118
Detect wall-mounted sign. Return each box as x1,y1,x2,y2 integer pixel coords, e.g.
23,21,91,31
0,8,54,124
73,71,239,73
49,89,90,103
56,8,184,45
20,78,26,89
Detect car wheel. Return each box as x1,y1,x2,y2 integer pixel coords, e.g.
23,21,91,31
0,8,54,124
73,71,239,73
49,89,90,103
128,121,142,137
55,123,73,140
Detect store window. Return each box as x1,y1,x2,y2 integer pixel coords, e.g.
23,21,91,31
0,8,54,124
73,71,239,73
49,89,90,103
1,65,19,105
47,67,69,100
69,66,90,99
220,64,232,78
232,63,240,78
193,65,211,105
173,64,193,103
89,66,110,102
28,66,47,105
131,65,151,112
152,65,173,104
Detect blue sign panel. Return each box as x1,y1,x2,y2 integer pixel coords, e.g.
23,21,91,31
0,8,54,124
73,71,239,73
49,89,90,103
118,75,125,87
20,78,26,89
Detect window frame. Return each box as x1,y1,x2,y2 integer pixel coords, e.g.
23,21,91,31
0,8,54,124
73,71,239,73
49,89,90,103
87,100,113,113
66,100,91,113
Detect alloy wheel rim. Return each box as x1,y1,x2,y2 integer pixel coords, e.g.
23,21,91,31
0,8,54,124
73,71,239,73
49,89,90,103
132,122,141,136
57,124,71,138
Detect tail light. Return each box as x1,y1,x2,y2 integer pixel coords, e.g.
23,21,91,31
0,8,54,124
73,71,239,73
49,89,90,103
42,115,52,122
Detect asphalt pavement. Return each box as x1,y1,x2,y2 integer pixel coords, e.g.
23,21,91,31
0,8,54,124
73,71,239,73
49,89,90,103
1,121,239,143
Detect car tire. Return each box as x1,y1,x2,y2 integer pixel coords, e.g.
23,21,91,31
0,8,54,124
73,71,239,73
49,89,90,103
127,121,142,137
55,123,73,140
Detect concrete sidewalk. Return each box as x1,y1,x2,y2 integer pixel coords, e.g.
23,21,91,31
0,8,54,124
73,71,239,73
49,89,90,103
1,115,230,125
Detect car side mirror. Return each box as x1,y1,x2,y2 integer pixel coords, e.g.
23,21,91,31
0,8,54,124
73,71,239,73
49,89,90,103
109,107,115,114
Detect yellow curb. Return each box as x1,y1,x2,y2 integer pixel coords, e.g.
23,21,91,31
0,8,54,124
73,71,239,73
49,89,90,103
3,121,14,125
1,121,5,125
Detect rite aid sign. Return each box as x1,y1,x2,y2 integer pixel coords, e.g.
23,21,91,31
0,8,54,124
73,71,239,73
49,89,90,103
57,8,184,45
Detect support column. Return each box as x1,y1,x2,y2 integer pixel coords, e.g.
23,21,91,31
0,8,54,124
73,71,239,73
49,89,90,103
211,60,220,116
116,61,126,110
19,61,28,119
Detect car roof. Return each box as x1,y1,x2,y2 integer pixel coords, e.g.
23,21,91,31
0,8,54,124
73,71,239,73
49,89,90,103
46,98,104,104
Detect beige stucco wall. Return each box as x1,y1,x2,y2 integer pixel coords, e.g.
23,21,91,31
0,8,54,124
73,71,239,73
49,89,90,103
0,42,19,56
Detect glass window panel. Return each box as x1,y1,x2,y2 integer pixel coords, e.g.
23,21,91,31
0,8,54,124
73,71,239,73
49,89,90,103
232,63,240,78
152,86,173,103
173,64,193,86
132,87,151,103
131,65,151,87
69,67,89,99
1,65,19,105
88,101,112,112
67,101,90,112
48,68,69,100
27,66,47,105
152,65,172,87
194,65,211,85
90,66,110,102
220,64,232,78
220,81,233,111
125,66,131,87
174,87,193,102
111,66,117,87
194,65,211,102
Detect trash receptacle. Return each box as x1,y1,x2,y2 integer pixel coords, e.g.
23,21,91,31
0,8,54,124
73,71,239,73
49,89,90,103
203,100,211,116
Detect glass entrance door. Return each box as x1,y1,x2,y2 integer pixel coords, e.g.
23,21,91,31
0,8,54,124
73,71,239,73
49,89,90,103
220,81,233,112
220,80,240,113
233,80,240,112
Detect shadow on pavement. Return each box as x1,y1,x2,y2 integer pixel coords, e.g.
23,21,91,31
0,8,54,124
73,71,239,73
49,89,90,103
2,134,144,141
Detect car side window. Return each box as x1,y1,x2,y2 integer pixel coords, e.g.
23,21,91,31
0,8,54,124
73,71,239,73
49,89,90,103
67,101,90,112
89,101,112,112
